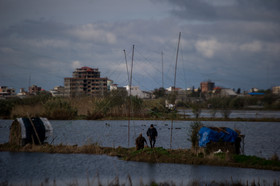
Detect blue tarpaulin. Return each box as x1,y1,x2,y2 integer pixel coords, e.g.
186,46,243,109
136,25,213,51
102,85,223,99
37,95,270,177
198,127,238,147
248,92,264,95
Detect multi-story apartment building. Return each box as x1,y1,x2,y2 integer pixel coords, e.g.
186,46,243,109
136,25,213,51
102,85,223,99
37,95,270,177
0,86,15,97
64,66,108,97
200,81,215,93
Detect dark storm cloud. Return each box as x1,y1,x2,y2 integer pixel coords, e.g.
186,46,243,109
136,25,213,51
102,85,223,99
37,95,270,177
0,18,183,91
154,0,280,89
163,0,280,22
0,0,279,92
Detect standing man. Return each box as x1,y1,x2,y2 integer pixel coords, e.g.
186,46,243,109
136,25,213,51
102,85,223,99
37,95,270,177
146,124,158,148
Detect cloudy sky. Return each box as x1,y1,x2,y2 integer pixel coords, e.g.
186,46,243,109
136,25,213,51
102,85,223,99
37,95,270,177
0,0,279,92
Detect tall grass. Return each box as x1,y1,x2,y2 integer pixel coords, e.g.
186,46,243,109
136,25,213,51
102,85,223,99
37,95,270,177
3,91,280,120
11,104,44,118
43,98,77,120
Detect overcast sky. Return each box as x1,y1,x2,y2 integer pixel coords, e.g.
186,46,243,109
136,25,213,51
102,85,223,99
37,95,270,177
0,0,279,92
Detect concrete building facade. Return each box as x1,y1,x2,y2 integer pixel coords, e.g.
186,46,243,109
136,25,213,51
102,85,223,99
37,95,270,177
272,86,280,95
50,86,65,97
0,86,15,97
64,66,108,97
200,81,215,93
124,85,152,99
29,85,42,95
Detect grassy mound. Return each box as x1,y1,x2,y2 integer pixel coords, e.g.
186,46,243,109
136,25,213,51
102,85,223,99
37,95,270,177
0,143,279,171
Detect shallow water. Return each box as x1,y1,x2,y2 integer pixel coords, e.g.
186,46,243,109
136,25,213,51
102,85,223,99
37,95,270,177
1,151,279,185
178,109,280,119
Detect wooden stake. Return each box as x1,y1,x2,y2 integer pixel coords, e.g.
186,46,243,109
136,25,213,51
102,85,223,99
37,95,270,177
27,114,42,145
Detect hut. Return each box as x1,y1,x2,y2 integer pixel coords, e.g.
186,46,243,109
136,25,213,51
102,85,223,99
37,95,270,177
198,126,244,154
9,117,53,146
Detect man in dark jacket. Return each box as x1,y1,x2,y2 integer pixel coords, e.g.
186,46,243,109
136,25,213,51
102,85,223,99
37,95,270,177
135,133,147,150
146,124,158,148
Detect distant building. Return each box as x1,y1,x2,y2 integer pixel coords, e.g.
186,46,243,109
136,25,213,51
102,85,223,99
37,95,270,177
64,66,108,97
0,86,15,97
29,85,42,95
220,88,237,97
17,88,28,97
107,79,115,91
212,87,237,97
249,88,259,93
109,83,118,91
124,85,152,99
166,86,182,92
272,86,280,95
50,86,65,97
200,81,215,93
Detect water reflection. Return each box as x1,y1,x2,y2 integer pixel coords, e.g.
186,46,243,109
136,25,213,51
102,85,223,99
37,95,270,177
1,151,280,185
147,163,156,183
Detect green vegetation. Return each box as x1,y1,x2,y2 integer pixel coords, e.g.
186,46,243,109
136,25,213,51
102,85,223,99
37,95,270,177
187,121,203,149
1,143,279,171
0,88,279,120
207,95,280,110
190,103,202,119
233,154,280,169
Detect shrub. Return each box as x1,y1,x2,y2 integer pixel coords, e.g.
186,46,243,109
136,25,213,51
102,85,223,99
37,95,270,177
0,100,14,118
44,98,77,120
187,121,203,149
191,104,202,118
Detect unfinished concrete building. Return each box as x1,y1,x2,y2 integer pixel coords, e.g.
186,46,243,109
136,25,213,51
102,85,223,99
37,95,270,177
64,66,108,97
200,81,215,93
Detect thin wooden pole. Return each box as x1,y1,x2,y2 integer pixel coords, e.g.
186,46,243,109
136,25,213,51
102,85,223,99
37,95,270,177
128,45,135,147
170,120,174,149
170,32,181,149
161,51,164,88
129,45,134,94
123,50,130,84
173,32,181,89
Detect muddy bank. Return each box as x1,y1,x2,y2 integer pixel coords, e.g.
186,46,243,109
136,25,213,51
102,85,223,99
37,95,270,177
1,143,279,171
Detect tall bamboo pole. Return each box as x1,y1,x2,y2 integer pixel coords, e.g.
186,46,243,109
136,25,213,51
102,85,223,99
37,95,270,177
170,32,181,149
123,50,130,84
128,45,135,147
161,51,164,88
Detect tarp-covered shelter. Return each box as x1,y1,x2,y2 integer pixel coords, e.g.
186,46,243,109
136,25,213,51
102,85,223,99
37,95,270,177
198,126,243,154
9,117,53,146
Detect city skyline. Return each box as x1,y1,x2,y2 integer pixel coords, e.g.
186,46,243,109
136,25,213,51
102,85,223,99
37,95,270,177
0,0,279,92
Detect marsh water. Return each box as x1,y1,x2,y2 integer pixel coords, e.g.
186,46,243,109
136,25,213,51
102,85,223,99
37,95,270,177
1,117,280,185
178,109,280,119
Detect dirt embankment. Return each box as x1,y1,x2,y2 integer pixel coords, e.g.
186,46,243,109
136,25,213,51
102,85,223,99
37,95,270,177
1,143,280,171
